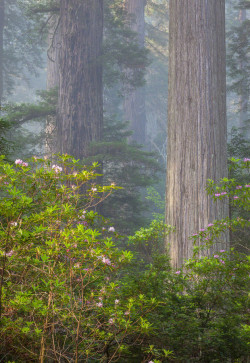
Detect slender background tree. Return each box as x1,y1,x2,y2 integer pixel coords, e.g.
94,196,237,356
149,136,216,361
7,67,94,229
123,0,147,145
227,0,249,135
0,0,4,105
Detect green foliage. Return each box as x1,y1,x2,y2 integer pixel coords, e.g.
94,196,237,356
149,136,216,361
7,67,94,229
103,0,150,89
0,154,158,362
122,251,249,362
86,118,162,234
0,117,13,159
1,89,57,160
146,186,165,220
124,159,249,362
228,127,250,161
128,220,172,263
3,89,57,124
227,130,250,251
25,0,59,15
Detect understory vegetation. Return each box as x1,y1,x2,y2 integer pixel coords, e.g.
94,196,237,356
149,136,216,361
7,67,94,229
0,155,249,362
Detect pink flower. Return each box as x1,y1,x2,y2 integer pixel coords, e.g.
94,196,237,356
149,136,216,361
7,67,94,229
215,193,221,197
214,255,219,258
52,165,62,173
91,187,97,192
22,162,28,167
233,196,239,199
15,159,23,165
245,185,250,188
243,158,250,162
102,257,111,265
207,223,214,227
220,259,225,264
109,318,114,324
220,250,225,253
200,228,205,232
236,186,242,189
96,302,103,308
175,270,181,274
221,192,227,195
6,250,14,257
115,299,119,304
124,311,129,316
148,361,154,363
108,226,115,232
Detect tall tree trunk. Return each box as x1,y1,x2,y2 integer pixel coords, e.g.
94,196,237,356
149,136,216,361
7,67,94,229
57,0,103,159
166,0,229,268
238,7,249,132
123,0,146,145
45,12,60,157
47,14,60,90
0,0,4,106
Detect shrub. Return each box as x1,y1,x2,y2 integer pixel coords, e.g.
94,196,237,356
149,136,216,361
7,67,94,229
0,154,157,362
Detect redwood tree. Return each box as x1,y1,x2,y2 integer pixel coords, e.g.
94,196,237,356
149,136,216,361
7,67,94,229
166,0,229,268
57,0,103,159
123,0,147,145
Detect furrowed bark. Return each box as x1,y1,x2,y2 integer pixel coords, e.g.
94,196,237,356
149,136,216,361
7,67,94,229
166,0,229,268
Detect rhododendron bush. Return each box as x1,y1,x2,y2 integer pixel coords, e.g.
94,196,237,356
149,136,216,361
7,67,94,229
0,155,158,362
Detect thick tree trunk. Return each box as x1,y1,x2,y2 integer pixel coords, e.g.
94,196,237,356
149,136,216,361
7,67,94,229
166,0,229,268
0,0,4,105
123,0,146,145
57,0,103,159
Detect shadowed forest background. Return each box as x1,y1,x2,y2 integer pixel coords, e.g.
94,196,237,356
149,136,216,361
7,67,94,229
0,0,249,362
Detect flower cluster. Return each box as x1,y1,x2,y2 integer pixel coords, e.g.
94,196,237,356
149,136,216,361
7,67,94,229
52,164,63,173
15,159,28,167
102,257,111,265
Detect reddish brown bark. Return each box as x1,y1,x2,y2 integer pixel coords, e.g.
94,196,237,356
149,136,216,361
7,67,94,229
57,0,103,159
166,0,229,268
